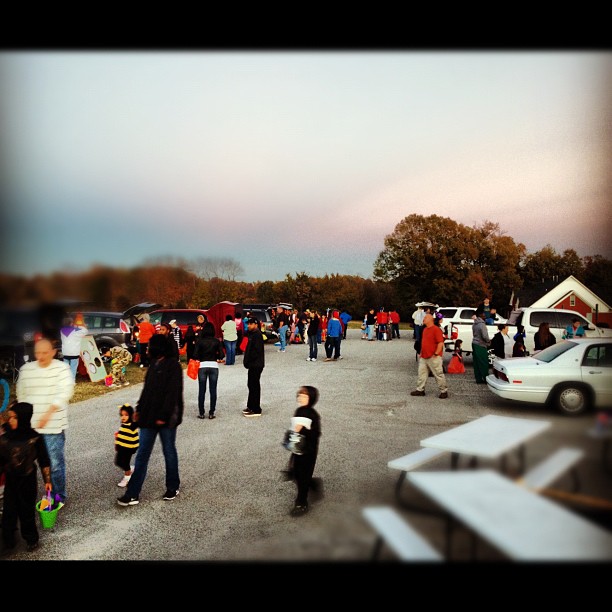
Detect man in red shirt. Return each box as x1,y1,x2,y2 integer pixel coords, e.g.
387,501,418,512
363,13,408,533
410,314,448,399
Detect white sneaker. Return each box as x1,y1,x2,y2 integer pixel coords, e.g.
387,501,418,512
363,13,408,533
122,381,130,386
118,475,131,488
311,358,317,362
139,364,144,368
306,357,311,361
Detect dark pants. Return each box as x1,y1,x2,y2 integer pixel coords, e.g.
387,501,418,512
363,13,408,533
391,323,400,338
472,343,490,384
139,342,150,367
291,450,318,507
325,336,341,359
247,366,263,413
115,447,136,472
1,471,39,547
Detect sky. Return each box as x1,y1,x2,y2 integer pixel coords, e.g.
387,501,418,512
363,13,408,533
1,51,610,283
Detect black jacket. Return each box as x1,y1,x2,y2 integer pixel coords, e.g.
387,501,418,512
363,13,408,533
293,405,321,456
136,356,184,428
193,335,225,362
243,328,265,370
490,332,506,359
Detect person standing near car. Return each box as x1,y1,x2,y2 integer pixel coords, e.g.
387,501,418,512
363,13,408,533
221,314,238,366
534,321,557,351
158,322,180,360
472,308,491,384
169,320,183,359
242,317,265,417
137,314,156,368
16,338,74,504
410,313,448,399
60,315,88,381
275,306,289,353
490,324,513,360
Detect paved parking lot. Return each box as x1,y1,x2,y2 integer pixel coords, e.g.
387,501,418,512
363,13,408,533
4,330,610,562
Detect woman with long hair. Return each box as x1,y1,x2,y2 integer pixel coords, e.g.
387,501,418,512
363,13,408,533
534,321,557,351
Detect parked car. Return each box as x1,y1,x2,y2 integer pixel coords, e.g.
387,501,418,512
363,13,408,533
69,304,162,360
486,338,612,416
71,311,133,359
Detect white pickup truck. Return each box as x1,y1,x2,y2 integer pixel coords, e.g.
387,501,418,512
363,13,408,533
442,306,612,356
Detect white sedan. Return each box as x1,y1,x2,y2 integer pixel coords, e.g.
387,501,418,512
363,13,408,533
486,339,612,416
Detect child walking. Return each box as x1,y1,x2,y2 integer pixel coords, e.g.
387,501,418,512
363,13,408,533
115,404,139,488
285,385,322,517
0,401,52,554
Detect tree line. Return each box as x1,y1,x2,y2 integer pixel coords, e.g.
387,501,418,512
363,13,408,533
1,215,610,322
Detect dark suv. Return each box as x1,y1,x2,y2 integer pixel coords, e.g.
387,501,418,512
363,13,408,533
71,311,133,358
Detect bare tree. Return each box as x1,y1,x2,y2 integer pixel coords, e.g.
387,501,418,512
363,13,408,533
188,257,244,282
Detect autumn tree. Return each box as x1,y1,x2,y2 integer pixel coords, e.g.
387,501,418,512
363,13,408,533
373,215,526,310
373,214,478,307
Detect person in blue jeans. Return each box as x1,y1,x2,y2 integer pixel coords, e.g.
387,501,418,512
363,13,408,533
221,314,238,366
117,334,184,506
276,306,289,352
16,338,74,504
193,322,225,419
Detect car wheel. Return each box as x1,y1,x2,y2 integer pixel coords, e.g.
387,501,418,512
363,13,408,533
554,384,590,416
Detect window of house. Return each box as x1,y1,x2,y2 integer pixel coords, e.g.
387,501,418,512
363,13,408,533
570,294,576,307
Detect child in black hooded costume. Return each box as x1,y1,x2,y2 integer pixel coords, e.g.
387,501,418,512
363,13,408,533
0,401,52,553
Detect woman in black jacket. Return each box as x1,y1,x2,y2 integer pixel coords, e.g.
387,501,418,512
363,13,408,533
192,322,225,419
117,333,184,506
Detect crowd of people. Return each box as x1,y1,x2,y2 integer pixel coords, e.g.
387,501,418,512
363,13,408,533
1,294,587,555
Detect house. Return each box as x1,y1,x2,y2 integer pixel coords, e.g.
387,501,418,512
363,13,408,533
520,275,612,327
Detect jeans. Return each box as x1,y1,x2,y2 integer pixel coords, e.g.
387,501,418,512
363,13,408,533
308,335,318,360
367,325,375,340
63,357,79,380
198,366,219,416
43,432,66,502
126,426,180,498
223,339,236,365
278,325,288,350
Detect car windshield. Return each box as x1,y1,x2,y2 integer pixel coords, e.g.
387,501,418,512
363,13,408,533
533,340,577,363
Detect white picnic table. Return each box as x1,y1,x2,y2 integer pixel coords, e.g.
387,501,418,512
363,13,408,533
408,469,612,561
420,414,552,472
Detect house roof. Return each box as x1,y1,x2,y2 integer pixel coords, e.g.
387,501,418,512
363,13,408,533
528,275,611,312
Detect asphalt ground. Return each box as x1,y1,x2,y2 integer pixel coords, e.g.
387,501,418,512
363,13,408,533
2,329,610,565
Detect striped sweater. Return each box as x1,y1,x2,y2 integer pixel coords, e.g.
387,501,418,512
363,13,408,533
16,359,75,434
115,421,139,451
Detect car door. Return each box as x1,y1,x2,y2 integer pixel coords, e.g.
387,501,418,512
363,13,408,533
581,343,612,408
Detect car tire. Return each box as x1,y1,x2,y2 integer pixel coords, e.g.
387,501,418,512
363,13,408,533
553,384,591,416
